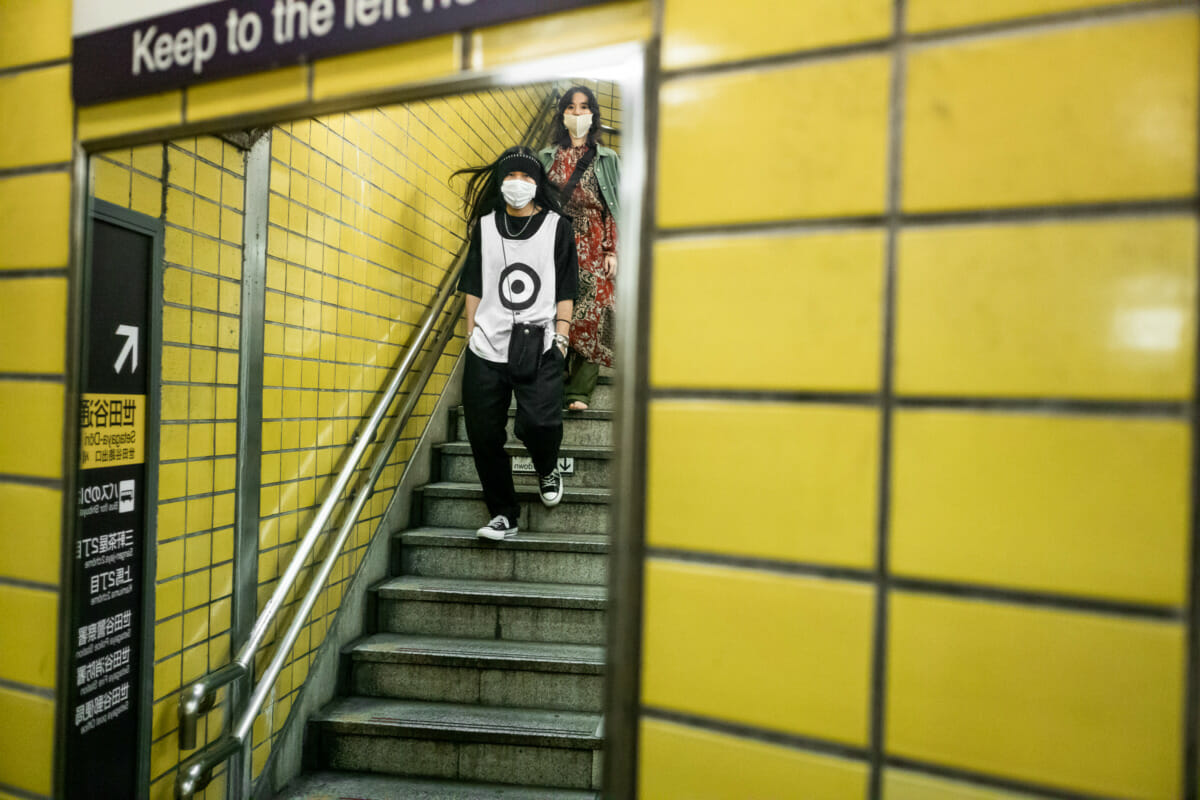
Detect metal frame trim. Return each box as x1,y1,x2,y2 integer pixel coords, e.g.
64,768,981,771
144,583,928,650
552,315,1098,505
229,129,272,800
603,32,659,800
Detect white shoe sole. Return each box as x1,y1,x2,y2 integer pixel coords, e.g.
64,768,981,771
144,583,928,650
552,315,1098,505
539,490,563,508
477,527,517,540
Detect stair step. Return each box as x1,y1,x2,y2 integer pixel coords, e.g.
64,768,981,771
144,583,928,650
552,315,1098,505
377,576,607,608
496,376,614,411
454,408,613,446
437,442,613,488
348,634,604,711
275,771,600,800
397,527,609,585
350,634,605,672
420,482,609,537
376,577,607,645
313,697,603,790
417,482,610,535
400,527,610,553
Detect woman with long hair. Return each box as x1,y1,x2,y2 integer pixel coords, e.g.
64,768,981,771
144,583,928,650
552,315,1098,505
539,85,621,412
452,146,579,540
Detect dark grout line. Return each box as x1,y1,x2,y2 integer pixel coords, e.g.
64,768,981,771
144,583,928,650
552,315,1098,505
655,199,1197,241
647,550,1183,621
649,389,1191,419
659,0,1198,83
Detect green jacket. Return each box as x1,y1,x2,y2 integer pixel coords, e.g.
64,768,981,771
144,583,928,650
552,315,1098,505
538,144,621,222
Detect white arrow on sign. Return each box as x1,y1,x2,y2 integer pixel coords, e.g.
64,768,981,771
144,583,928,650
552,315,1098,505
114,324,139,374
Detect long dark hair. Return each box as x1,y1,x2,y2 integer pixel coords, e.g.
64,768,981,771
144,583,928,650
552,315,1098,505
452,146,566,225
552,85,602,149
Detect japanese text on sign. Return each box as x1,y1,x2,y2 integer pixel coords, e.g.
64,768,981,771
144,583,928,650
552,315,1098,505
80,393,144,469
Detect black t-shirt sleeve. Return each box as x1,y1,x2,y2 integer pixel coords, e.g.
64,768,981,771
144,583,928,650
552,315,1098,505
457,224,483,297
555,215,579,303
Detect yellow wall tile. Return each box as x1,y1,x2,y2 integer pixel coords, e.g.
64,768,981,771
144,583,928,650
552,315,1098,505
0,484,60,585
93,157,132,207
885,769,1042,800
896,217,1197,399
0,586,57,688
313,36,460,100
640,718,868,799
892,411,1189,606
0,172,70,269
0,382,64,479
0,277,67,374
903,14,1198,211
648,401,878,567
78,92,183,143
908,0,1153,33
0,65,72,168
186,67,308,123
642,560,874,744
658,55,890,227
663,0,891,70
474,0,651,67
652,230,884,390
0,686,53,795
0,0,70,70
886,592,1184,798
132,173,163,217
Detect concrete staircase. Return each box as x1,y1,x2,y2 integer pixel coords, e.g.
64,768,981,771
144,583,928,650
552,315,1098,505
276,375,614,799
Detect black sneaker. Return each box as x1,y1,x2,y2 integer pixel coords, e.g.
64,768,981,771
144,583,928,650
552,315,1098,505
477,515,517,540
538,470,563,507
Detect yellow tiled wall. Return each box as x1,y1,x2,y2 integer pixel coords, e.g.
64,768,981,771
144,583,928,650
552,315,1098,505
0,0,71,796
91,134,247,800
643,2,1199,800
89,82,551,792
248,85,547,779
5,0,1198,797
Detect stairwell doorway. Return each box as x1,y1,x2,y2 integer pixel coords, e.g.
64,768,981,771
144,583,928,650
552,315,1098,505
75,43,653,800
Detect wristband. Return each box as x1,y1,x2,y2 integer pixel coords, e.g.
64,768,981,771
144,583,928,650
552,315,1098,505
554,332,569,348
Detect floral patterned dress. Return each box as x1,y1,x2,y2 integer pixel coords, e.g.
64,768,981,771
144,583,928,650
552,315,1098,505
548,144,616,368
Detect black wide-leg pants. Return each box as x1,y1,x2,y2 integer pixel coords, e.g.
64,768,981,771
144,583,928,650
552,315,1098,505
462,347,564,523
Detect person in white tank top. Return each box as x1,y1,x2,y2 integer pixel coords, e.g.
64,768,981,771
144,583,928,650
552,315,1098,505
452,147,579,540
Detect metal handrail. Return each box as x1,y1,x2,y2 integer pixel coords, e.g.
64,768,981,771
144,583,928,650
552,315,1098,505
175,252,466,754
175,294,465,799
173,85,562,799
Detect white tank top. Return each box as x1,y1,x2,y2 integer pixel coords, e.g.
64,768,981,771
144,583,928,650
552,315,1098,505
469,210,560,363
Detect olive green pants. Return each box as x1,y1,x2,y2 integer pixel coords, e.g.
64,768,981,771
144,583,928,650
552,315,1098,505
563,350,600,406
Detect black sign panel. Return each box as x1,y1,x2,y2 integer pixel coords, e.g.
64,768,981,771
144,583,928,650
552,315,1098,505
66,212,155,799
73,0,611,106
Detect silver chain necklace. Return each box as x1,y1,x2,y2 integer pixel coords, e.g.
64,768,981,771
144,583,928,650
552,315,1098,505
504,209,534,237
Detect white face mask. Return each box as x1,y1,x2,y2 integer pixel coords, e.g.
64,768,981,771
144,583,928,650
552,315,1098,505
501,178,537,209
564,112,592,139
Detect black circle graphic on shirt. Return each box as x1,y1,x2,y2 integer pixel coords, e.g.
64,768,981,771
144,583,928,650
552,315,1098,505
499,263,541,311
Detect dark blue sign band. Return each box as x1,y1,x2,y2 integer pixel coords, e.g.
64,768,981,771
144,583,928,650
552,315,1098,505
74,0,611,106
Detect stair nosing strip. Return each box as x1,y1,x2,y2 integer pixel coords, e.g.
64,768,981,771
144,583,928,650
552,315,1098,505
350,645,605,672
379,586,608,608
318,715,603,749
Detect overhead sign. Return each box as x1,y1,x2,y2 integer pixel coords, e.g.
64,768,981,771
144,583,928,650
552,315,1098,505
72,0,611,105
